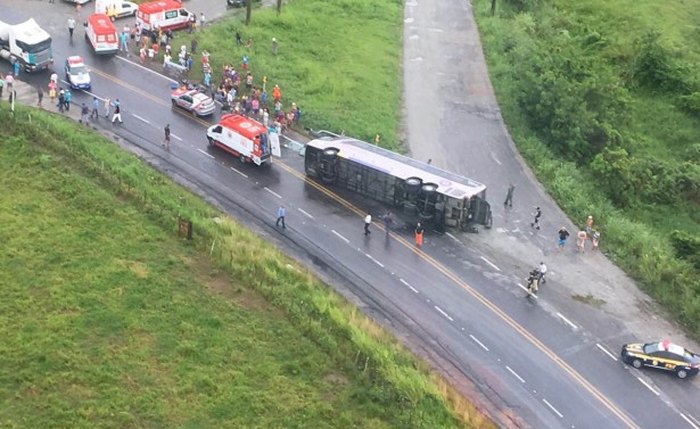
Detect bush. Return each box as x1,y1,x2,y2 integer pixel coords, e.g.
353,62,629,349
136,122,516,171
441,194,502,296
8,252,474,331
630,31,691,94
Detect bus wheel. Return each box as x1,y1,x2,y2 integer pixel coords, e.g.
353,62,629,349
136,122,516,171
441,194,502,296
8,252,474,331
404,177,422,194
421,183,438,194
323,147,339,158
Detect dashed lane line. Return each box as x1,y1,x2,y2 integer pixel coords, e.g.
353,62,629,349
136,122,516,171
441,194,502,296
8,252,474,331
556,312,578,330
297,208,314,219
445,232,460,243
264,187,282,199
230,167,248,178
596,343,618,362
331,230,350,244
131,113,150,124
636,377,660,396
517,283,538,300
171,134,183,141
480,256,501,271
114,54,178,83
399,278,419,293
542,398,564,418
365,253,385,268
434,305,454,322
680,413,700,429
506,365,526,383
196,148,214,159
469,334,490,352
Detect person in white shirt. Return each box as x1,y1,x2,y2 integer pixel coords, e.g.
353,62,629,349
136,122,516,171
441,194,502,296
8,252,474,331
538,262,547,284
364,213,372,236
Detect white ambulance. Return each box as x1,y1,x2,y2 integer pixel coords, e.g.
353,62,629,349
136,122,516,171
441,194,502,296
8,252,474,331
136,0,193,33
206,114,272,166
85,13,118,55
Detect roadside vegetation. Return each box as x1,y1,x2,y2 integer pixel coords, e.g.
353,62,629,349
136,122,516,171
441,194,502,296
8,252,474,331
474,0,700,338
167,0,404,150
0,105,494,428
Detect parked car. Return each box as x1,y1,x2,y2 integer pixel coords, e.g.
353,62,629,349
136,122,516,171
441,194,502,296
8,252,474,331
171,86,216,116
621,340,700,379
227,0,246,7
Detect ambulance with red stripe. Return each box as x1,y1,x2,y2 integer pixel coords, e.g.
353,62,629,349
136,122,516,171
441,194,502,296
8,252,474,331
136,0,193,33
85,14,118,55
206,114,272,166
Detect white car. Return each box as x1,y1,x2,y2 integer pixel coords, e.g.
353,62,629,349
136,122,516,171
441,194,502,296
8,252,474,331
99,1,138,19
65,56,91,90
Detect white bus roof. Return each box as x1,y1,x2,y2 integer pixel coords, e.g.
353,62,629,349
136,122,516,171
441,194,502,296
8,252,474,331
307,137,487,200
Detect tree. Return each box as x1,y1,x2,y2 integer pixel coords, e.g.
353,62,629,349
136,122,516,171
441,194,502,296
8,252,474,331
245,0,252,25
277,0,283,15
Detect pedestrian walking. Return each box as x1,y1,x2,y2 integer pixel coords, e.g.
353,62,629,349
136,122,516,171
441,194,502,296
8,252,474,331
4,73,14,98
48,80,56,101
585,215,594,236
271,37,278,55
235,31,242,45
576,230,587,253
276,205,286,228
557,226,570,250
50,72,58,85
383,211,393,234
591,230,600,251
103,97,111,118
364,213,372,235
163,123,171,150
415,222,425,247
64,88,72,111
79,103,89,124
111,102,123,124
199,12,206,29
119,31,128,53
68,17,76,39
90,96,99,119
272,84,281,102
37,85,43,107
57,88,65,112
530,206,542,230
504,183,515,208
538,261,547,284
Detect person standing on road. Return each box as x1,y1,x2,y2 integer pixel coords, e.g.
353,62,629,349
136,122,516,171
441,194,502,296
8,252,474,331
119,31,128,54
415,222,425,247
111,101,123,124
64,88,72,111
276,205,287,228
530,206,541,230
558,226,570,250
103,97,111,118
68,17,76,39
79,103,89,124
383,211,393,234
504,183,515,208
576,230,587,253
364,213,372,235
57,88,65,112
163,124,171,150
90,96,100,120
538,261,547,284
37,85,43,107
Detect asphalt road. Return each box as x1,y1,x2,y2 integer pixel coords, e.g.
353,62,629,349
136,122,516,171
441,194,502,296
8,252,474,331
2,1,699,428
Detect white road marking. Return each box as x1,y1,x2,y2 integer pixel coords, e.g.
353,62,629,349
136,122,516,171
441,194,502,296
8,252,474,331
445,232,460,243
542,398,564,418
79,88,106,101
264,187,282,199
365,253,384,268
197,148,214,159
297,208,314,219
331,230,349,244
596,343,618,361
636,377,660,396
170,133,183,141
469,334,489,351
506,366,526,383
131,113,150,124
399,278,419,293
517,283,539,299
688,414,700,427
434,306,454,322
114,55,178,83
230,167,248,178
681,413,700,429
490,151,502,165
556,312,578,330
480,256,501,271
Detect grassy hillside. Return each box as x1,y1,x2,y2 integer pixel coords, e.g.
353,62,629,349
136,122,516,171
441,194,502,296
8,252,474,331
474,0,700,336
0,106,493,428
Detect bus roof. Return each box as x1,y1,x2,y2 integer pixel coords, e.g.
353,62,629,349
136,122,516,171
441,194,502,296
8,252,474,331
139,0,183,14
219,114,267,139
87,14,116,33
307,137,487,200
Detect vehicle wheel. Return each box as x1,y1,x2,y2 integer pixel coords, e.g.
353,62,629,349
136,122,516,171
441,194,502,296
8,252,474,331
239,155,246,163
322,147,339,158
404,177,422,194
676,368,688,379
631,359,643,369
421,183,438,193
207,137,214,147
171,99,177,107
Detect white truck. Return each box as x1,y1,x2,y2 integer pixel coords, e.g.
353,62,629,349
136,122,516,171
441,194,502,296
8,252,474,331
0,19,53,73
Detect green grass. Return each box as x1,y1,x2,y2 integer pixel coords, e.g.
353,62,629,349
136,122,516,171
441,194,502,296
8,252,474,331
166,0,404,149
474,0,700,337
0,106,492,428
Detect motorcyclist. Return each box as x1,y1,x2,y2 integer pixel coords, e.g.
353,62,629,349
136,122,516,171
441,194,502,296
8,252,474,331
526,269,540,294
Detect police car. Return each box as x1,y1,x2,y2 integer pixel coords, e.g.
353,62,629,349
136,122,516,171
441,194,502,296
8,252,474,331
64,56,91,90
171,86,216,116
621,339,700,379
